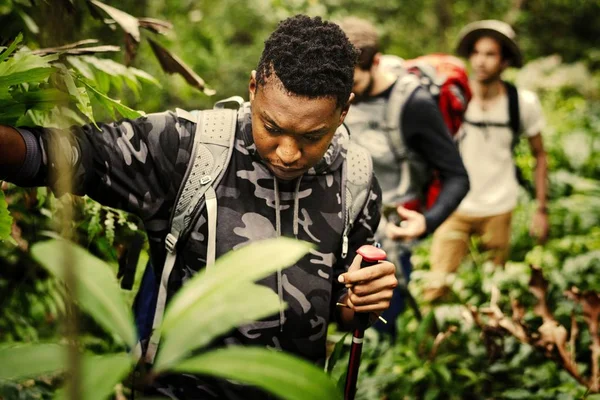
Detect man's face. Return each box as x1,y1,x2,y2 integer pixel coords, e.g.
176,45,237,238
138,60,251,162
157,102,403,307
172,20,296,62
249,71,351,181
351,66,375,102
469,36,508,84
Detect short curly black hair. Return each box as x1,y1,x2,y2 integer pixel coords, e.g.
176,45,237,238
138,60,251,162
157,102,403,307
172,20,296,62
256,15,358,108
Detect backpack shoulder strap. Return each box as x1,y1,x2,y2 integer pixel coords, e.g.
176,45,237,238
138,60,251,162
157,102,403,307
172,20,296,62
504,80,521,149
341,139,373,259
385,72,421,160
145,105,237,363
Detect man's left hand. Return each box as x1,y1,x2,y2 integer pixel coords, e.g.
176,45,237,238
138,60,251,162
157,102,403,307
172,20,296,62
530,209,549,243
338,254,397,313
385,206,427,241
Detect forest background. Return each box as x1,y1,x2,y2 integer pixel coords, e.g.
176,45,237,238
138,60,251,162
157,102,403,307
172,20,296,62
1,0,600,399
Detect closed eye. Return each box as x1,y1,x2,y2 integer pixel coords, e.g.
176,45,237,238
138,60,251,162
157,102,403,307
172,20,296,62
265,124,282,134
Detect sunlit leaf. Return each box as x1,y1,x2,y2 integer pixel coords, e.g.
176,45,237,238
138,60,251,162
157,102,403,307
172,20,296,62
162,238,313,330
0,343,67,380
0,52,58,76
66,56,95,80
0,32,23,63
56,64,94,122
173,347,342,400
79,78,143,120
31,239,137,347
0,190,12,240
54,353,132,400
155,283,282,370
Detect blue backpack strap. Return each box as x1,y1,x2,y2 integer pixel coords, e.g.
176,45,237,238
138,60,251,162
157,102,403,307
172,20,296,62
143,106,237,363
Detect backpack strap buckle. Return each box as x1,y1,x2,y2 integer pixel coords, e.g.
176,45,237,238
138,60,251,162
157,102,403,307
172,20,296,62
165,233,178,253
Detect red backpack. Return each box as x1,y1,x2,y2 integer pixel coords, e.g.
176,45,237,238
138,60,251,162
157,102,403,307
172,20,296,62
403,54,472,209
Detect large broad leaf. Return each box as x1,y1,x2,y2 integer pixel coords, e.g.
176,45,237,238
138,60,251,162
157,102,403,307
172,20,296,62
155,238,312,370
0,343,67,380
31,239,136,348
0,190,12,240
173,347,342,400
54,353,132,400
162,237,313,330
154,283,282,370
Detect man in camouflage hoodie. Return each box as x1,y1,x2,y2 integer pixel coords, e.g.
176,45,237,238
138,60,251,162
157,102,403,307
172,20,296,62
0,15,397,398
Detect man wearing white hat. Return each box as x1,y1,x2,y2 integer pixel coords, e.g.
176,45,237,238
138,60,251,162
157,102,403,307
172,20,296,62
426,20,549,301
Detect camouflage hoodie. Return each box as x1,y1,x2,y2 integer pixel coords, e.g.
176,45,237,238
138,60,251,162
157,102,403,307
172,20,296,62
16,103,382,397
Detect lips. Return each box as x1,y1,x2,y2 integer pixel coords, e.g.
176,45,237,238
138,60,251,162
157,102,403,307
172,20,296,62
269,164,305,179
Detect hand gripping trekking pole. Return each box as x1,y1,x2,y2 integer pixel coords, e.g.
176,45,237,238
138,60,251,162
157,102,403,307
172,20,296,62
344,245,387,400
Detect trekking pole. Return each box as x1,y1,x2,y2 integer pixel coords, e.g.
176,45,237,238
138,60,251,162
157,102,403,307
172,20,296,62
344,245,387,400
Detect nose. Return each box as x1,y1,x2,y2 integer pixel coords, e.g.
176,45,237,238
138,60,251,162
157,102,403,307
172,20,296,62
276,136,301,166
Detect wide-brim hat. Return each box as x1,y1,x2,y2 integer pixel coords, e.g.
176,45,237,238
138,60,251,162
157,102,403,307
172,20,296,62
456,20,523,68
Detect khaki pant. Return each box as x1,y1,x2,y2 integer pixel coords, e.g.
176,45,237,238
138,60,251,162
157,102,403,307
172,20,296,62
425,211,512,301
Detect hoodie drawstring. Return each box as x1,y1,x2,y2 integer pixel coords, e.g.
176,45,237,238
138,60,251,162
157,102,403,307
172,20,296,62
273,176,302,332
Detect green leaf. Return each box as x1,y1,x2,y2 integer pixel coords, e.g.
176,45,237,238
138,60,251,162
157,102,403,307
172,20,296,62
415,310,435,349
173,347,342,400
11,88,71,111
0,33,23,63
0,52,58,77
66,56,95,80
17,9,39,34
154,238,313,370
326,333,349,374
163,237,313,329
80,78,143,120
0,67,55,88
129,67,161,88
54,353,132,400
0,190,12,240
155,283,282,370
501,388,533,399
0,343,67,380
31,239,136,347
56,65,95,123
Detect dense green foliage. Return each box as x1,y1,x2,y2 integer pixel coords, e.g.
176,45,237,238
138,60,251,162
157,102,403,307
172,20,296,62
1,0,599,399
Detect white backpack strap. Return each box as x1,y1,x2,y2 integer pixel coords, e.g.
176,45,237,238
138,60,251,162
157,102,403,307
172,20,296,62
145,107,237,364
213,96,244,109
341,141,373,259
385,72,421,161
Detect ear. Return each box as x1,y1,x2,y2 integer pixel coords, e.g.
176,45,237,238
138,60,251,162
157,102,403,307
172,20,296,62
248,70,257,102
338,93,355,125
371,52,383,69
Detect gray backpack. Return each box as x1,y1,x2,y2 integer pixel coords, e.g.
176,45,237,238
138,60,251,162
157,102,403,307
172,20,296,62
140,97,374,363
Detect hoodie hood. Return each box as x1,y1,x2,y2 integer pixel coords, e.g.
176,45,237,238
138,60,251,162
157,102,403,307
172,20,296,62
238,102,349,177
